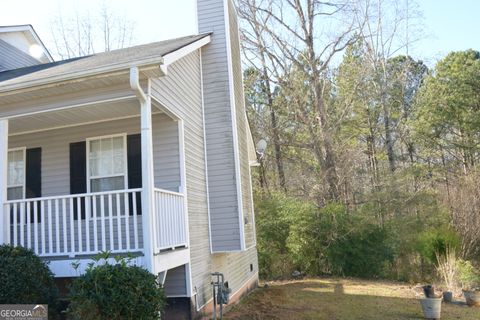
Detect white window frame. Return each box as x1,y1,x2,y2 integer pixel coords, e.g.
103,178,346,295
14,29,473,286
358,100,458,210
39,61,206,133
7,147,26,200
86,133,128,194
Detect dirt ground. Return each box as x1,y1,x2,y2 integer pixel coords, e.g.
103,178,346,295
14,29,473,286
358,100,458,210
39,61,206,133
224,278,480,320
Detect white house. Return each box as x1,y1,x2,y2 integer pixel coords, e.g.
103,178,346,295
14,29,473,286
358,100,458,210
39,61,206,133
0,0,258,318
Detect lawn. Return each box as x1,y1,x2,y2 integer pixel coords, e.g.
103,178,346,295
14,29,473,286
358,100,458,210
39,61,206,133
225,278,480,320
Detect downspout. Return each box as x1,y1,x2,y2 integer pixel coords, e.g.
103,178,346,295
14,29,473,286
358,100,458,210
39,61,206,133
129,66,156,273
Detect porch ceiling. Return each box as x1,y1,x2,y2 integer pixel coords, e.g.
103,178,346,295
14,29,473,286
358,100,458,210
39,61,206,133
9,98,153,135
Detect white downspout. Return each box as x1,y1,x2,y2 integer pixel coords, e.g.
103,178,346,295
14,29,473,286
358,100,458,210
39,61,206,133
130,66,156,273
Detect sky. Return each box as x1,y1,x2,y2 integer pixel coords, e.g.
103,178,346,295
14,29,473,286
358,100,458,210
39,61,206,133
0,0,479,66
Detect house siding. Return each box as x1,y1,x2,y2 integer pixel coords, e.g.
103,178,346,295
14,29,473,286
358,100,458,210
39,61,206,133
164,264,188,297
9,114,181,196
0,39,39,72
198,0,242,252
150,51,213,308
7,114,179,254
227,0,255,249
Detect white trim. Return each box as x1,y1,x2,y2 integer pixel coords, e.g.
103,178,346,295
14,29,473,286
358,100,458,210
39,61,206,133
199,48,214,254
151,96,181,121
185,263,193,298
85,133,128,194
178,120,189,243
162,35,211,66
0,120,8,244
4,188,142,204
7,147,26,200
177,119,193,296
223,0,246,251
9,112,163,137
0,59,163,95
2,95,137,121
0,25,54,62
47,256,146,277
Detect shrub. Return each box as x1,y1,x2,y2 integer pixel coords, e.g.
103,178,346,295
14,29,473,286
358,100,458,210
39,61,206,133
0,245,59,319
68,254,166,320
255,193,298,278
416,228,460,264
327,225,394,278
457,260,480,290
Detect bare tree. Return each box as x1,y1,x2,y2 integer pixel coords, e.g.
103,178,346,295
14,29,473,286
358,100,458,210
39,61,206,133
50,3,136,59
238,0,363,201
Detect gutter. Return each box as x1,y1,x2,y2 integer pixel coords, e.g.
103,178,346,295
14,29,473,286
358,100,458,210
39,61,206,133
0,56,165,96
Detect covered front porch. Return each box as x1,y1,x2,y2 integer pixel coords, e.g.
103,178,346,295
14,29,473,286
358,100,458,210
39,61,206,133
0,85,190,276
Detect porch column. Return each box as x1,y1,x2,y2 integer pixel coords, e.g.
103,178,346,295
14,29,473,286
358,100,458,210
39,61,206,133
0,119,8,245
141,95,155,272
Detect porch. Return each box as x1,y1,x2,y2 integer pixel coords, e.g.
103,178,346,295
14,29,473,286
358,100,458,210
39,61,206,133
4,187,186,257
0,84,190,276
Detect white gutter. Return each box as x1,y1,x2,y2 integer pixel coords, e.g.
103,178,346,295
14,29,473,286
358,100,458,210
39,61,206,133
129,67,147,103
0,57,164,95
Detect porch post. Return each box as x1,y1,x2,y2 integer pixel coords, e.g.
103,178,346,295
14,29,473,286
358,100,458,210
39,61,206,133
0,119,8,245
141,94,155,272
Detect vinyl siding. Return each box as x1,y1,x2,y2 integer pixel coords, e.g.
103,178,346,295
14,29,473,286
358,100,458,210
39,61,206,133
150,51,212,307
0,39,39,72
164,264,188,297
211,246,258,298
9,114,181,196
7,114,180,254
198,0,242,252
228,0,255,249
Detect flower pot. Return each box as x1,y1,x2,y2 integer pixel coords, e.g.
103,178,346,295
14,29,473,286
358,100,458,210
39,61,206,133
463,290,480,307
420,297,442,319
423,285,435,298
442,291,453,303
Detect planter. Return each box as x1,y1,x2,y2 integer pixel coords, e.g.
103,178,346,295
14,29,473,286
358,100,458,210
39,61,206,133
463,290,480,307
419,298,442,319
442,291,453,303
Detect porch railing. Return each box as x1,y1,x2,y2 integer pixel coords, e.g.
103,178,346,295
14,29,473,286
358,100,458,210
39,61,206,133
154,188,188,251
4,189,143,257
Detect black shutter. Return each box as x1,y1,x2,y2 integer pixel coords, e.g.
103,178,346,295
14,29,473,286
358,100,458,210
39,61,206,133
26,148,41,221
26,148,41,198
127,134,142,215
70,141,86,219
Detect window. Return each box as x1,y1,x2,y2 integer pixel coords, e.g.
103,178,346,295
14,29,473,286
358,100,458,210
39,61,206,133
87,134,127,192
7,148,25,200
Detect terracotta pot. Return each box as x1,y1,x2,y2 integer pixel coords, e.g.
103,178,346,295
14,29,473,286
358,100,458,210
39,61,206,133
463,290,480,307
419,297,442,319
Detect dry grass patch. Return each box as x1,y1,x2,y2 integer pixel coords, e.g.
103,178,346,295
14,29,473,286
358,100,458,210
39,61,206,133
225,278,479,320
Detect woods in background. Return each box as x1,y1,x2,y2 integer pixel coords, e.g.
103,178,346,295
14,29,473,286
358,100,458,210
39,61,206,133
238,0,480,282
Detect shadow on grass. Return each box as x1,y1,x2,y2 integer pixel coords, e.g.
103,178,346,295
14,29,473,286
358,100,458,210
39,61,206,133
225,280,479,320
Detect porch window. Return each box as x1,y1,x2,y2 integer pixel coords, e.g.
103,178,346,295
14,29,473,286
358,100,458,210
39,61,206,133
88,134,127,192
7,148,25,200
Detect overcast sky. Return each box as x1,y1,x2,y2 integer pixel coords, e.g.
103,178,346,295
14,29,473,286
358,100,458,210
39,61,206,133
0,0,479,66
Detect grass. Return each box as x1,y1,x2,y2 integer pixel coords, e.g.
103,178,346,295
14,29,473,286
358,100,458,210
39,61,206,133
224,278,480,320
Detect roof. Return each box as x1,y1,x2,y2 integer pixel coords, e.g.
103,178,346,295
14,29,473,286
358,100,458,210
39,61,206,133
0,33,211,93
0,25,53,63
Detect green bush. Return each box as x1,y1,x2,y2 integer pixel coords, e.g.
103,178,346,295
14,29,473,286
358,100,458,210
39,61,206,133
457,260,480,290
255,193,298,278
68,254,166,320
416,228,460,264
327,225,394,278
0,245,59,319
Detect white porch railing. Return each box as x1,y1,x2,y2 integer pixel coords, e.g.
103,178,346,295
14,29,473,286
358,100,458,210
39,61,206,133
154,188,187,251
4,189,143,257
